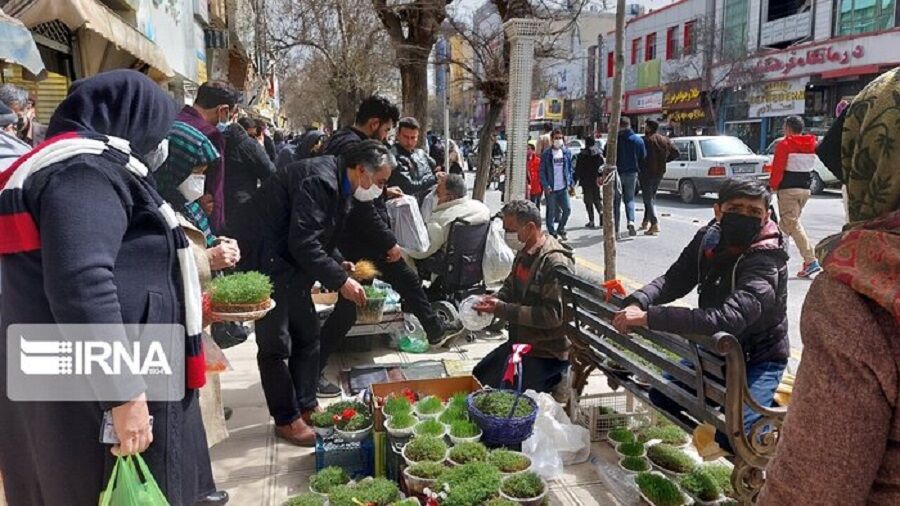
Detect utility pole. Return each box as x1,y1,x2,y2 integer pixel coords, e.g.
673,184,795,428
601,0,627,282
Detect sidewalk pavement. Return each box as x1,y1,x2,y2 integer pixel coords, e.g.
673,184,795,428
211,331,625,505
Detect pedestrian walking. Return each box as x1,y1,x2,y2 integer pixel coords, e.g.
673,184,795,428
539,129,575,240
758,67,900,505
526,142,542,208
640,120,679,235
769,115,821,277
575,136,604,229
605,117,646,237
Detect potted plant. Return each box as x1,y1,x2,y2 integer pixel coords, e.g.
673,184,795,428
413,419,446,438
403,461,445,495
448,419,482,444
607,427,635,445
438,405,468,426
487,449,532,475
703,464,734,499
309,411,335,439
434,462,502,506
333,407,373,442
383,394,413,419
385,411,417,438
327,477,401,506
618,455,651,474
615,441,646,458
499,471,547,506
357,285,387,324
635,472,689,506
308,466,350,496
448,441,489,466
485,500,518,506
448,392,469,411
638,425,690,447
414,395,444,420
647,444,696,476
283,493,326,506
388,499,420,506
680,467,724,505
402,435,448,465
469,390,538,446
209,271,274,313
327,400,369,416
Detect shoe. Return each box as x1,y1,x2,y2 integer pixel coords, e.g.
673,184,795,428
317,375,342,398
275,418,316,447
223,407,233,421
300,405,324,426
627,222,637,237
797,260,822,278
638,221,649,231
645,224,660,236
558,231,568,241
428,321,465,347
585,221,595,228
195,490,229,505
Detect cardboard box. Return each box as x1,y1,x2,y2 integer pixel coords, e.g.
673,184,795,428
369,375,483,431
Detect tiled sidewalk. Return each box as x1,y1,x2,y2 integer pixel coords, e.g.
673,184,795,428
211,333,627,505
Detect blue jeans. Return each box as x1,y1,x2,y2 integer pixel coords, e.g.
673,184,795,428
545,188,571,236
614,172,638,232
530,194,541,209
648,359,786,451
640,176,661,226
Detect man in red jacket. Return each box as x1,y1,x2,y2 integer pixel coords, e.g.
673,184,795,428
769,116,821,277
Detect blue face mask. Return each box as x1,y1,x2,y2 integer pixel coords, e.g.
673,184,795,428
216,122,227,132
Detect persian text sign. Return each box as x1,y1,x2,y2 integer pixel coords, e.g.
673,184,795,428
748,78,808,118
626,90,663,113
663,79,703,111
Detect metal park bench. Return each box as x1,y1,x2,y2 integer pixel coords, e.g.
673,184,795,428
559,270,787,504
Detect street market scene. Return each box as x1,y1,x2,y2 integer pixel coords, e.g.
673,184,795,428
0,0,897,505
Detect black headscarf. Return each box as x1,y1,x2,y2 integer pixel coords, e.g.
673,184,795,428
47,69,179,156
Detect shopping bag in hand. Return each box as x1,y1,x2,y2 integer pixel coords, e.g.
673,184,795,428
385,195,430,253
99,455,170,506
482,219,515,285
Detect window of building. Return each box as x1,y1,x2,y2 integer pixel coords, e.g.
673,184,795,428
766,0,811,21
684,21,696,55
722,0,749,59
646,33,657,61
666,26,680,59
837,0,896,35
607,51,614,78
631,38,640,64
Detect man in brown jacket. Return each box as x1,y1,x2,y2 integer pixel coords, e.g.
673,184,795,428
640,120,679,235
472,200,574,393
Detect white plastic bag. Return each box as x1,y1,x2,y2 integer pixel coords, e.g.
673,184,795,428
420,187,437,223
522,391,591,479
482,219,515,285
386,195,430,253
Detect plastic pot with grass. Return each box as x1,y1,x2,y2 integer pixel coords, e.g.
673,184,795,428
647,444,696,476
638,425,690,446
448,441,489,466
679,467,724,504
388,499,420,506
703,463,734,498
327,477,400,506
414,419,446,438
402,435,448,465
283,493,326,506
499,471,547,506
448,419,482,444
439,405,468,426
635,472,689,506
607,427,635,445
209,271,273,313
309,411,335,439
357,285,387,324
414,395,444,420
618,456,651,474
333,408,373,442
308,466,350,495
484,500,518,506
434,461,502,506
488,449,532,475
403,461,446,495
615,441,646,458
385,411,417,438
383,394,413,418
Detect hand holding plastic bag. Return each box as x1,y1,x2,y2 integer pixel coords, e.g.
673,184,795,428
203,332,231,373
386,195,430,253
99,454,170,506
522,391,591,479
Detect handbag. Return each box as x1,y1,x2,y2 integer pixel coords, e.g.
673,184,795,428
211,321,249,350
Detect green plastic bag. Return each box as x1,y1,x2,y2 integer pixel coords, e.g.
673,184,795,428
99,455,170,506
397,314,429,353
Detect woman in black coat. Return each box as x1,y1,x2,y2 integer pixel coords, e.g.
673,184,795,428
0,70,216,505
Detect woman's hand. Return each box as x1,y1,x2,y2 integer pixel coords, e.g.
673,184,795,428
110,393,152,456
207,237,241,270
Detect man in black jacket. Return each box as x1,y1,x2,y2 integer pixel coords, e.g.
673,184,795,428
613,179,789,449
574,136,604,229
391,116,439,202
253,140,395,446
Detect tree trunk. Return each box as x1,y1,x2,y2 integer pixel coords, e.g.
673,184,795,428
399,61,430,144
472,100,503,202
602,0,627,282
336,89,359,128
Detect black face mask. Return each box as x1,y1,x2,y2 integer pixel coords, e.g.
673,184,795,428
719,212,763,250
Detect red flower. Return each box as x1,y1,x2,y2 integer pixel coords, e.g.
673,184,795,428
401,388,417,404
341,408,357,421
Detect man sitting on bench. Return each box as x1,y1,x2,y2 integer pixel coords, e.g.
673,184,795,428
612,179,789,448
471,200,574,393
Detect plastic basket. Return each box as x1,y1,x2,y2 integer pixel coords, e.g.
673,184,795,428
315,435,375,479
467,388,538,446
357,297,386,324
572,391,653,442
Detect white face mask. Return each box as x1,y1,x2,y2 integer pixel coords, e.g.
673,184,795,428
178,174,206,203
144,139,169,172
553,139,563,150
354,179,383,202
504,232,524,252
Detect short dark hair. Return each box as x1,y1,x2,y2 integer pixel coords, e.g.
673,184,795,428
355,95,400,126
543,122,552,132
237,117,255,131
254,118,268,132
502,199,542,228
551,129,563,138
645,119,659,133
343,139,397,174
273,130,284,143
444,174,467,199
619,116,631,129
784,116,804,134
717,178,772,207
195,81,239,109
398,116,420,131
584,136,596,148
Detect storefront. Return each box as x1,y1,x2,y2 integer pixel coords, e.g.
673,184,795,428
623,88,664,132
662,79,712,136
746,77,808,151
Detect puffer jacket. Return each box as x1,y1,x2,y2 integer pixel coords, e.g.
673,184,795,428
626,220,790,365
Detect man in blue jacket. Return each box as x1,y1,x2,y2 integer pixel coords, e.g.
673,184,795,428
539,129,575,240
605,117,646,237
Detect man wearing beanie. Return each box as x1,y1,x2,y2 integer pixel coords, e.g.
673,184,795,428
0,102,30,172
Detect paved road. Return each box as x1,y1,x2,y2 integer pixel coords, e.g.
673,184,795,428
479,178,846,371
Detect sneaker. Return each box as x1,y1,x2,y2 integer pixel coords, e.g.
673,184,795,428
638,221,649,231
316,376,342,398
797,260,823,278
428,321,465,347
558,231,568,241
585,222,597,229
627,222,637,236
223,407,234,421
645,224,660,236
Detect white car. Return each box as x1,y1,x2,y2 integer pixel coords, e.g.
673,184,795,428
763,136,838,195
566,138,585,158
662,136,770,203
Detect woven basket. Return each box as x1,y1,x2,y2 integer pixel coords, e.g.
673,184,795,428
467,389,538,446
210,299,272,313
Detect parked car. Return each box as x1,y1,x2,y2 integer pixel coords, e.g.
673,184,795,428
566,138,585,158
663,136,770,203
763,136,838,195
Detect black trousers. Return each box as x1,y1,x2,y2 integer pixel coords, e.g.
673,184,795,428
256,273,320,425
319,259,441,373
582,181,603,225
473,341,569,394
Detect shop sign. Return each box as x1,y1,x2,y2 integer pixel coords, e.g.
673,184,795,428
530,98,564,121
626,90,663,113
748,78,808,118
663,79,702,111
668,108,707,123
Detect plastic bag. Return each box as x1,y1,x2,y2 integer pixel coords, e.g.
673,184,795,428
522,391,591,479
386,195,430,253
420,187,437,223
459,295,493,331
99,455,170,506
397,314,430,353
482,218,515,285
203,331,231,373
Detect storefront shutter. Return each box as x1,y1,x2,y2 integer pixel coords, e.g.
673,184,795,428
5,64,70,124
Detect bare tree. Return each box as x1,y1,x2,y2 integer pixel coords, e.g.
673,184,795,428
372,0,453,134
602,0,626,281
267,0,399,127
279,55,340,130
